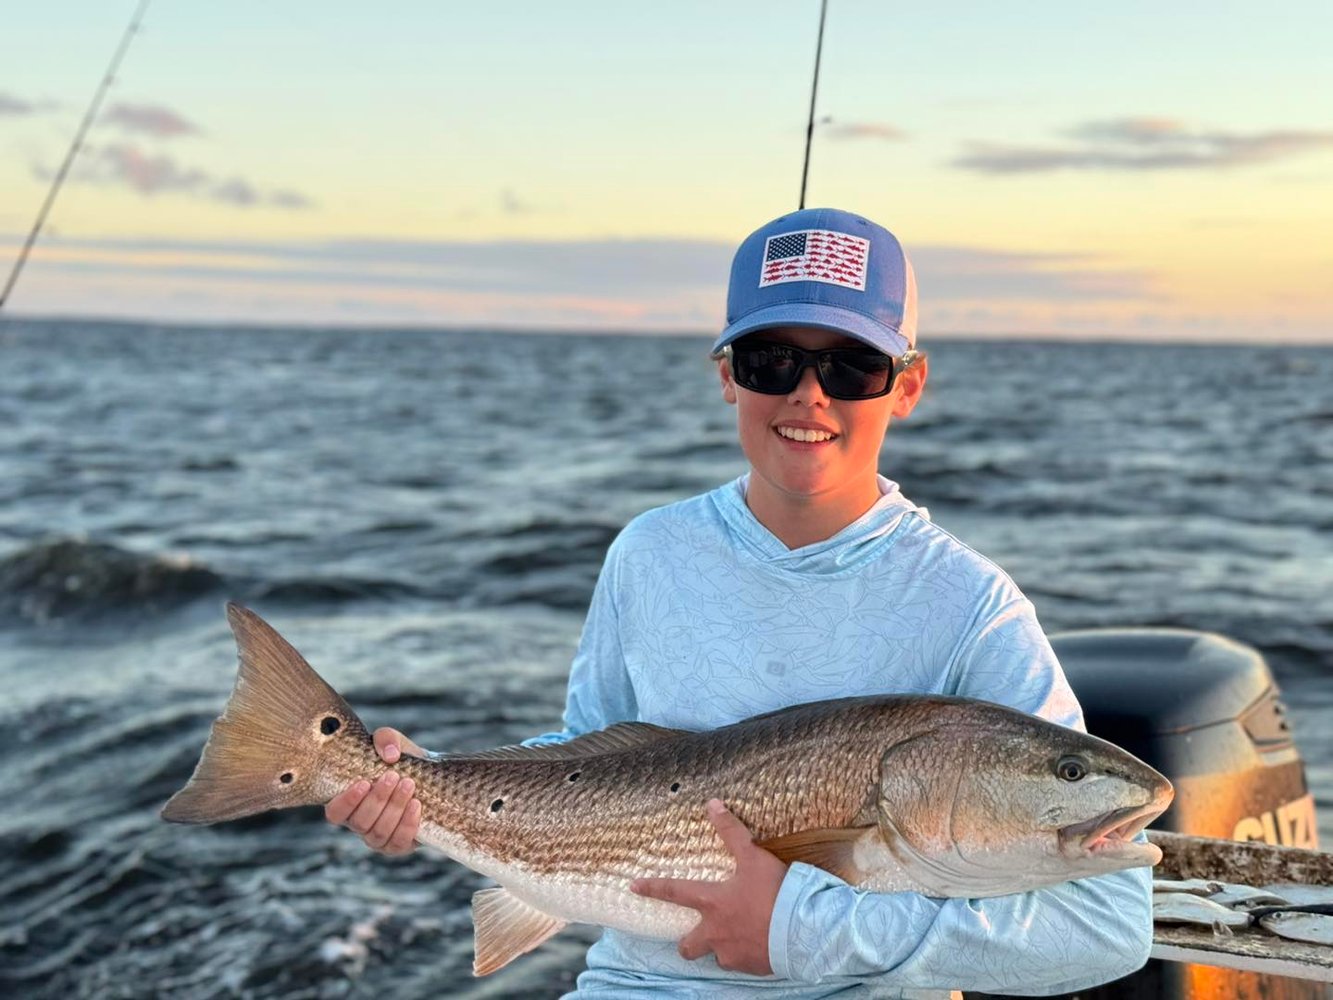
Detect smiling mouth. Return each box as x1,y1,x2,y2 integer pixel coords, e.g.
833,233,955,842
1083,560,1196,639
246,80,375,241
776,426,837,443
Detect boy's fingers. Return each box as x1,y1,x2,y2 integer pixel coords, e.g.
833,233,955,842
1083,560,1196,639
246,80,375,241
631,877,712,909
373,727,425,762
324,781,370,825
345,771,401,835
373,728,402,763
706,800,754,856
677,927,712,962
365,777,416,850
383,798,422,855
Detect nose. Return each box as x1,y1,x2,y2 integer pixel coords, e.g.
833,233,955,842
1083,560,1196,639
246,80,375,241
787,362,830,408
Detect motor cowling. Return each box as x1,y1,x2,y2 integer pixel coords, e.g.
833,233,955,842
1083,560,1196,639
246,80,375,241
1058,628,1315,851
1050,628,1318,1000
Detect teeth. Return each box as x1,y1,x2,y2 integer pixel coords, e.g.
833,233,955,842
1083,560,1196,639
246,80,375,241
777,426,834,443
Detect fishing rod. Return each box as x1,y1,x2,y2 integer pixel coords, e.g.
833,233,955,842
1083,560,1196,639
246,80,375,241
798,0,829,209
0,0,152,312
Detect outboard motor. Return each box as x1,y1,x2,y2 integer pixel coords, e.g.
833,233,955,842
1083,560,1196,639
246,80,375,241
1052,628,1319,1000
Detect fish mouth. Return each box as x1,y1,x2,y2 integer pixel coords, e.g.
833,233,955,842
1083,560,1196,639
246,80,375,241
1059,802,1166,859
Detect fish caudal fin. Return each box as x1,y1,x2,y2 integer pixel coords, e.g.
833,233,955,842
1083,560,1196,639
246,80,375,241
471,888,567,976
161,602,365,824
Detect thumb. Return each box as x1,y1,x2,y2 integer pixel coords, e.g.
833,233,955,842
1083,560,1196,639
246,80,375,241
373,727,423,763
706,799,755,857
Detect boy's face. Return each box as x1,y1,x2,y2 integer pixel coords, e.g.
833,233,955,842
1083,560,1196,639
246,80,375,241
718,325,927,505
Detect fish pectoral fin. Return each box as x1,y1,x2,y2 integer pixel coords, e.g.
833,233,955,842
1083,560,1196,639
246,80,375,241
756,826,872,884
470,887,568,977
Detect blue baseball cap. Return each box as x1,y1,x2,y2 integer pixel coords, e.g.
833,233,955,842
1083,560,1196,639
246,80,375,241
712,207,917,357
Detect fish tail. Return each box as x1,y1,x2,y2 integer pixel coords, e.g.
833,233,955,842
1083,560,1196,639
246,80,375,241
161,602,369,824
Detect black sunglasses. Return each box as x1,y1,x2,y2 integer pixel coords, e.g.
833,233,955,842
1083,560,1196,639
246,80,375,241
720,338,917,400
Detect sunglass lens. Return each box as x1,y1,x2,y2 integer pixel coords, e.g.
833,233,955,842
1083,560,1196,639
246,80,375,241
733,343,802,393
820,352,894,398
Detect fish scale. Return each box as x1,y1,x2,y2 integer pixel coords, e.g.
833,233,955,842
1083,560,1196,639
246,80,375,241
163,603,1174,975
433,715,883,869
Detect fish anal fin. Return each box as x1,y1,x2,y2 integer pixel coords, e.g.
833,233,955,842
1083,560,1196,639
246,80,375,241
471,887,568,976
756,826,871,884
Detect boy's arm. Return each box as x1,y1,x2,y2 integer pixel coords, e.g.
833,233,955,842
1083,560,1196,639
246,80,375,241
770,861,1151,992
766,598,1154,993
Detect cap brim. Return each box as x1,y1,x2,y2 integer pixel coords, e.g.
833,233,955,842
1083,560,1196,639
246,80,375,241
711,302,912,357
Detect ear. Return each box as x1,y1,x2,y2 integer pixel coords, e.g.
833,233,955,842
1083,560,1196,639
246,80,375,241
718,356,738,405
890,353,928,419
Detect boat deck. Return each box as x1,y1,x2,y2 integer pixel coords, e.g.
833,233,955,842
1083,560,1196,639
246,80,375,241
1149,831,1333,983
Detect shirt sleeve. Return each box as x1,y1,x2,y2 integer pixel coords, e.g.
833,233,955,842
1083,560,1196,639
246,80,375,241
522,536,638,747
767,596,1155,992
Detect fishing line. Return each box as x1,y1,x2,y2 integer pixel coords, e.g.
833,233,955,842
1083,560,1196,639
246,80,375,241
0,0,152,312
798,0,829,210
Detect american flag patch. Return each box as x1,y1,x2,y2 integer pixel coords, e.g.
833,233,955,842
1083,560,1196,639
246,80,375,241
759,229,870,291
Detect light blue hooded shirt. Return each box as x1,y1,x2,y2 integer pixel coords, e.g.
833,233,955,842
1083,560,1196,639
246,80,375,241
526,475,1153,998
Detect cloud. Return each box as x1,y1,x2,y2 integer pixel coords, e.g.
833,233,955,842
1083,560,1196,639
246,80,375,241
9,234,1327,342
100,101,201,138
820,120,906,142
954,118,1333,174
212,177,260,206
3,94,199,133
40,142,314,210
1065,118,1187,144
0,91,57,117
270,189,315,210
910,246,1158,302
0,93,37,116
501,188,535,214
87,143,209,195
1,234,1159,314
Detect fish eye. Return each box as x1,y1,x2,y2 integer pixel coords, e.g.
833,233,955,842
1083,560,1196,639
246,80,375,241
1056,756,1087,782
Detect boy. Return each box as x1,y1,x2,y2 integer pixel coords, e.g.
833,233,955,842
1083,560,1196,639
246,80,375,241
326,208,1154,996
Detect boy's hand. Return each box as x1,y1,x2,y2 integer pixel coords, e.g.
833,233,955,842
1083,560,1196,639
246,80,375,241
631,799,787,976
324,727,424,855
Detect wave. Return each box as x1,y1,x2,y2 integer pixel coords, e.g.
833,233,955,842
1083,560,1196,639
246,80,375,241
178,456,239,472
252,576,417,602
462,517,621,544
0,539,224,623
0,539,424,622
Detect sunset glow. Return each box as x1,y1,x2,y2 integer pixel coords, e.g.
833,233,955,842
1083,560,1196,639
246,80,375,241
3,1,1331,340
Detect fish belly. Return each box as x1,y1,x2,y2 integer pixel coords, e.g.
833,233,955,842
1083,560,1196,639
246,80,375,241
417,819,698,939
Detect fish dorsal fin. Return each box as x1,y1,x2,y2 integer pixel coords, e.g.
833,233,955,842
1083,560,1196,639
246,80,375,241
447,722,686,762
471,887,567,976
756,826,871,884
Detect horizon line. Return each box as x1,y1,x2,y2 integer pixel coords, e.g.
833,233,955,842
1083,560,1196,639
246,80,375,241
4,311,1329,348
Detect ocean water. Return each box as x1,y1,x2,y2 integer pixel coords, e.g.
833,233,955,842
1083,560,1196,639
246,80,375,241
0,319,1329,998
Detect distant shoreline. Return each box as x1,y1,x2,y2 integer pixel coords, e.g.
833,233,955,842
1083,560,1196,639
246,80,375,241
5,313,1331,348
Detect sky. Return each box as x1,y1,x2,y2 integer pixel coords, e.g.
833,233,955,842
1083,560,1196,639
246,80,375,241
2,0,1332,341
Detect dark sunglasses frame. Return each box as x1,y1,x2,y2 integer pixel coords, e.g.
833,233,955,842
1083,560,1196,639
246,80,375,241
718,338,920,400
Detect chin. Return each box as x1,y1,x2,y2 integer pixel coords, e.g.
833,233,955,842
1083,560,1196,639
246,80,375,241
771,474,841,499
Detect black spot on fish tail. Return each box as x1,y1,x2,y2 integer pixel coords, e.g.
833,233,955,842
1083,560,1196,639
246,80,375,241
161,604,364,825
